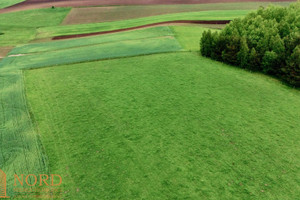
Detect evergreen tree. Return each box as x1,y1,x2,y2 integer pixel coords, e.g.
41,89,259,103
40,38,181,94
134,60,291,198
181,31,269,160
237,37,250,68
249,48,261,71
284,45,300,86
262,51,278,74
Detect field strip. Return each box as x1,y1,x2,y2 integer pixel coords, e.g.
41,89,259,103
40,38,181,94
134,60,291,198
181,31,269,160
61,2,293,25
0,0,24,9
0,0,294,14
0,68,48,197
53,20,230,40
1,36,184,70
36,10,251,39
10,26,175,55
10,36,175,56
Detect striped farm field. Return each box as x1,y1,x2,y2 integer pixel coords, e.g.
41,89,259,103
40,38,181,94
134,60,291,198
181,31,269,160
61,2,292,25
36,10,251,39
1,27,183,70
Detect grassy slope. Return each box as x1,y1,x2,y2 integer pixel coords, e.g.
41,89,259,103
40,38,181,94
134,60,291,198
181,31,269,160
171,26,218,51
0,0,24,9
25,52,300,199
37,10,251,38
0,26,183,198
0,8,71,46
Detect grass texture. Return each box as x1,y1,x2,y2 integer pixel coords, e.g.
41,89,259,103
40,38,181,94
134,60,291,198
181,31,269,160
171,26,219,51
9,26,175,55
0,8,71,46
0,0,24,9
0,8,71,27
25,52,300,199
0,69,48,197
0,26,182,198
0,27,182,70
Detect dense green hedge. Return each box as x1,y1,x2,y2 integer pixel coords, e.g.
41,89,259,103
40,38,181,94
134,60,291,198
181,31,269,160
200,3,300,87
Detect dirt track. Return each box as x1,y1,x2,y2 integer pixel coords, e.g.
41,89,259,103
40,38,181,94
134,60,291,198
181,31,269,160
0,0,294,13
52,20,230,40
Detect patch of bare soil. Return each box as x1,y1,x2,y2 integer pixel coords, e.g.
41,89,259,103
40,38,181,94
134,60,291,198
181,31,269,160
0,46,13,58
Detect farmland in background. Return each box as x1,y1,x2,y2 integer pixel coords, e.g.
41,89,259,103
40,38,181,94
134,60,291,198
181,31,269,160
37,10,250,39
0,1,299,199
62,2,292,24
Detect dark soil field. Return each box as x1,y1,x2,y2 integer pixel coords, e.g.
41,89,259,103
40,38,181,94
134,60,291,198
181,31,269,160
0,0,294,13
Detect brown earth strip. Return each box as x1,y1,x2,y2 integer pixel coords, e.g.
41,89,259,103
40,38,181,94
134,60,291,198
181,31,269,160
0,0,294,14
52,20,230,40
0,46,13,59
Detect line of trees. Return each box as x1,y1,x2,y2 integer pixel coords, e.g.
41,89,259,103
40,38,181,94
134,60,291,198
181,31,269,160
200,3,299,87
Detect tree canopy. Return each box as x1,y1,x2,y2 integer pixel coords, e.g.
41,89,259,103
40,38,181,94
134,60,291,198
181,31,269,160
200,3,300,87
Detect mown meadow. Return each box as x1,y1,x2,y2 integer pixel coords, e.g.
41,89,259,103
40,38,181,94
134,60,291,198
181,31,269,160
25,52,300,199
0,2,299,199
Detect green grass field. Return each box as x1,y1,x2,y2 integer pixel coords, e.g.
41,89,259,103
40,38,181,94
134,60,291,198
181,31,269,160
0,27,183,198
0,2,299,199
171,26,218,51
24,52,300,199
0,8,71,46
9,27,176,55
0,27,183,70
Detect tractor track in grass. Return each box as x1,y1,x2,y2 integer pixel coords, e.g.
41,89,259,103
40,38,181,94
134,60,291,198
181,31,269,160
52,20,230,40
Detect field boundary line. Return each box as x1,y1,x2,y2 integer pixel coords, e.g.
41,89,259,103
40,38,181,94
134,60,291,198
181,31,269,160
52,20,231,40
24,51,189,71
11,35,177,56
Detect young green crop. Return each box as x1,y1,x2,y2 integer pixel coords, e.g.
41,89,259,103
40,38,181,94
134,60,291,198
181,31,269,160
9,26,175,55
1,29,183,70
